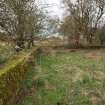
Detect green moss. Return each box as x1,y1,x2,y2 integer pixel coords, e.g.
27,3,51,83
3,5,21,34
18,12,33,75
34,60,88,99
0,47,39,105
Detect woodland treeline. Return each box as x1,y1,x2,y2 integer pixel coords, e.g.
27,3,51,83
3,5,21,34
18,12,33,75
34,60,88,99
60,0,105,46
0,0,59,49
1,0,105,49
0,0,43,48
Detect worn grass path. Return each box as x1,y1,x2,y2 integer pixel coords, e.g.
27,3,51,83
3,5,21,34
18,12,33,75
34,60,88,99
21,49,105,105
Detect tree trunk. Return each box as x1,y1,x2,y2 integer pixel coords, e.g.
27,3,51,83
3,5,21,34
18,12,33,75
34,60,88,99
27,35,34,49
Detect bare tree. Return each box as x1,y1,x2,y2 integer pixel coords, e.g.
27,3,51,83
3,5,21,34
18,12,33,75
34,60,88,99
25,6,46,48
0,0,46,49
61,0,105,44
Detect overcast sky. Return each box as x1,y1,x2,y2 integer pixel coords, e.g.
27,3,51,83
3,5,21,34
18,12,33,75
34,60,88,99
37,0,63,19
37,0,76,19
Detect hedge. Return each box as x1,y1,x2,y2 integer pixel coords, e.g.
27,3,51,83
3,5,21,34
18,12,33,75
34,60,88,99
0,48,39,105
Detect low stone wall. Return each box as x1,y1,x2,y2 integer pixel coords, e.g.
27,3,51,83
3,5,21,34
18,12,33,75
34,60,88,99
0,48,39,105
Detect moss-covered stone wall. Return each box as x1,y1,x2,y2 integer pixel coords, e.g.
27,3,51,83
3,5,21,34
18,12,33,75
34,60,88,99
0,48,39,105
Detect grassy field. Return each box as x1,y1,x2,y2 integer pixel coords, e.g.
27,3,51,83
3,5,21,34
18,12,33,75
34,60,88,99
22,49,105,105
0,42,14,67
